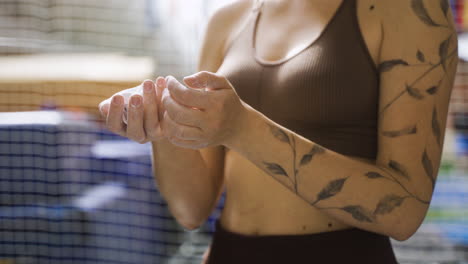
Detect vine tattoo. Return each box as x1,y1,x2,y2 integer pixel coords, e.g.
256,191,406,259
261,0,456,224
264,124,326,194
379,0,456,116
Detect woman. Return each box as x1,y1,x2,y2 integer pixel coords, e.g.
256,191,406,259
99,0,458,263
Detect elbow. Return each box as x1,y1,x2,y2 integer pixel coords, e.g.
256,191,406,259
168,203,208,231
388,216,424,241
177,217,204,231
384,195,430,241
390,228,416,241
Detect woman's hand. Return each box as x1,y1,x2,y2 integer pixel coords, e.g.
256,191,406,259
99,77,167,143
161,71,248,149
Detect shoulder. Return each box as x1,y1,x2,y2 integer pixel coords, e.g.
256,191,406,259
375,0,457,58
198,0,254,71
377,0,455,32
207,0,254,31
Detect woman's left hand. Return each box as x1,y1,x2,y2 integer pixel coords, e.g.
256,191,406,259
161,71,248,149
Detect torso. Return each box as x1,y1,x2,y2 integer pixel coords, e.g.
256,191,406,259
218,0,383,235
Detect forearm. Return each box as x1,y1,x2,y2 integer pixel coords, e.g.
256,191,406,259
224,104,433,240
152,139,222,228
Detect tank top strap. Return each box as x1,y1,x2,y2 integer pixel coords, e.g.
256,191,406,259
252,0,264,13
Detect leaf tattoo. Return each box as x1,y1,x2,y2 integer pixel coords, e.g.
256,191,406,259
388,160,410,179
411,0,442,27
374,195,406,215
378,60,409,72
341,206,375,223
417,50,426,62
300,144,325,166
365,172,386,179
263,162,288,177
427,79,443,95
406,84,425,100
268,124,290,144
440,0,449,18
300,154,313,166
426,85,439,95
300,154,314,166
316,177,348,202
422,149,436,188
439,35,452,71
382,125,417,138
432,107,442,146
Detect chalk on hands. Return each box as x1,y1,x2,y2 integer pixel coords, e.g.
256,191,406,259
116,84,144,125
111,77,203,126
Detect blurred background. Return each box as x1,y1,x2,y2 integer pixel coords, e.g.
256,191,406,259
0,0,466,263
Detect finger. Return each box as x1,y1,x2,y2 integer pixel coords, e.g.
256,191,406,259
142,80,160,140
162,111,204,141
99,98,111,118
162,89,203,128
155,77,166,121
106,95,126,136
166,76,209,109
126,94,146,143
156,77,166,99
183,71,230,90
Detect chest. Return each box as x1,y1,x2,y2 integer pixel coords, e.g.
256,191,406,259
219,51,378,127
217,0,380,127
254,0,381,67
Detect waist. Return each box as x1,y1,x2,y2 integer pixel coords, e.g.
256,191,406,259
221,148,353,236
207,220,397,264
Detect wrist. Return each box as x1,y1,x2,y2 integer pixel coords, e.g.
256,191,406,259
151,136,172,149
224,102,259,151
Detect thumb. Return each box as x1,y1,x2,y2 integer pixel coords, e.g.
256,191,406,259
183,71,228,90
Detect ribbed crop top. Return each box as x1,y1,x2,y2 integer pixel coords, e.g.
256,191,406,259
217,0,379,160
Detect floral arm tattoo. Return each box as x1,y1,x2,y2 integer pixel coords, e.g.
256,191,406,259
251,1,458,226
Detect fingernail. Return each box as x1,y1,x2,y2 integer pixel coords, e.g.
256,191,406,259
144,82,153,93
112,96,123,106
156,78,165,88
184,76,199,87
193,79,202,87
131,96,142,107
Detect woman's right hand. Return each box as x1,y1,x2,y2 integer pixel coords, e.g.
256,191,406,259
99,77,167,143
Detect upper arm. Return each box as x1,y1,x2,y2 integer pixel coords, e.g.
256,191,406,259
197,1,253,195
375,0,458,208
197,0,253,72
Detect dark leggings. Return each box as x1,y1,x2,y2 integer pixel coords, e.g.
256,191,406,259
206,220,398,264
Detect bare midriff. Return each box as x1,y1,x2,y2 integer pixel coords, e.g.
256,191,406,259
219,148,375,236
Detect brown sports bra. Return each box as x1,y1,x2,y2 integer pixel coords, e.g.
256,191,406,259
217,0,379,160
